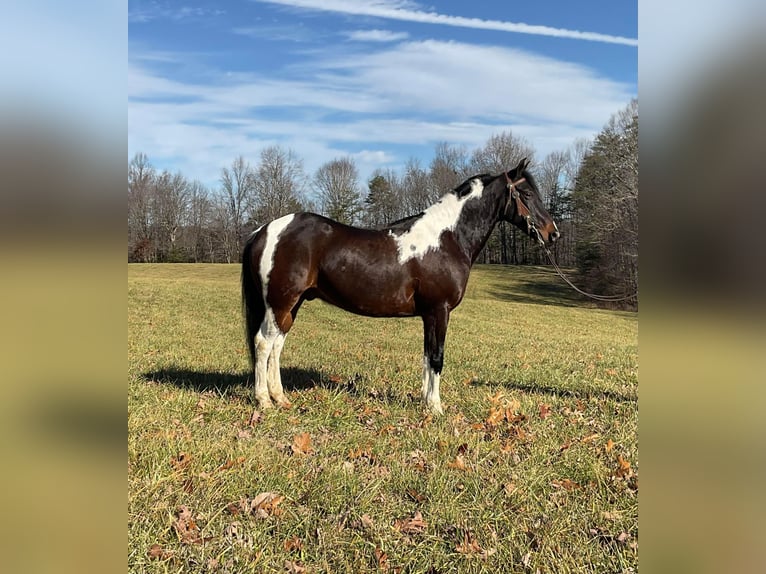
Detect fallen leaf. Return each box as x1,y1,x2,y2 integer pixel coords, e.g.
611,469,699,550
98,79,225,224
551,478,579,491
361,514,375,530
447,454,469,472
503,482,517,496
406,488,427,503
248,410,263,426
394,510,427,534
581,433,600,443
284,559,308,573
615,455,633,478
147,543,173,560
217,456,246,472
250,492,286,518
173,505,203,544
170,452,192,472
521,551,532,568
237,429,253,440
601,510,623,521
539,403,552,419
291,433,314,456
283,536,303,552
605,439,615,453
616,531,630,544
374,546,389,571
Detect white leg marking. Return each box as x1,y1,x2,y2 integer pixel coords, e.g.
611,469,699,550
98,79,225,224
422,356,443,415
391,178,483,264
425,366,443,415
267,332,289,406
253,213,295,409
421,354,430,402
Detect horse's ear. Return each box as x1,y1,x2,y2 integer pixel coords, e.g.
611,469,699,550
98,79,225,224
514,157,529,175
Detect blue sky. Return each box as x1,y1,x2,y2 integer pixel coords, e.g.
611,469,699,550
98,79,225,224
129,0,637,188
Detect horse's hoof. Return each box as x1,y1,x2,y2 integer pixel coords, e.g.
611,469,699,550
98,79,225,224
273,395,292,409
257,397,274,410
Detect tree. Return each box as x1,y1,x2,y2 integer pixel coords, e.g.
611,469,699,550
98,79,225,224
429,142,469,199
128,153,156,262
220,156,256,263
469,132,536,264
364,170,402,227
252,145,306,225
400,157,432,215
314,157,362,225
152,170,189,261
572,100,638,308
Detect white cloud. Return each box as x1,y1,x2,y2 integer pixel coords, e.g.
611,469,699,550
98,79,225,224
254,0,637,46
129,39,634,185
345,29,409,42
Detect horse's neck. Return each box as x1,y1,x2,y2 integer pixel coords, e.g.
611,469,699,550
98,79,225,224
453,182,506,262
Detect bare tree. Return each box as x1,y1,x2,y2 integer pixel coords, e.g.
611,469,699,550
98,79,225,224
314,157,362,224
151,170,189,261
469,132,536,264
183,180,212,262
128,153,156,262
429,142,470,198
252,145,306,225
220,156,256,263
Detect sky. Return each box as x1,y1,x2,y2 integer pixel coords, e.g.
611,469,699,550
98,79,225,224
129,0,637,189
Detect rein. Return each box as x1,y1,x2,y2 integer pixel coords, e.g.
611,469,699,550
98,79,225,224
542,246,638,303
504,172,637,303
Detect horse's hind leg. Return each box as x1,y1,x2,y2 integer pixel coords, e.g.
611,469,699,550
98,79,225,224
254,326,276,410
267,332,290,407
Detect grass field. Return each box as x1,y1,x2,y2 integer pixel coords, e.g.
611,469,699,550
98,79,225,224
128,263,637,573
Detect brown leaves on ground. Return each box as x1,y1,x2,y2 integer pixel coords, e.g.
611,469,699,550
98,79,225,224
283,536,304,552
217,456,246,472
147,543,174,560
284,559,308,573
538,403,552,419
551,478,580,491
446,454,470,472
227,492,285,519
394,510,427,535
374,547,389,571
172,505,213,544
291,432,314,456
455,530,496,559
170,452,192,472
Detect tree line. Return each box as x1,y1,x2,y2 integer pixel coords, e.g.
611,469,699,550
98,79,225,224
128,101,637,308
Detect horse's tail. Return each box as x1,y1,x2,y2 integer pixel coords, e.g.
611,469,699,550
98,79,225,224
241,233,264,370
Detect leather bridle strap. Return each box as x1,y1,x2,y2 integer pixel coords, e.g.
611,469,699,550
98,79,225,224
504,172,531,220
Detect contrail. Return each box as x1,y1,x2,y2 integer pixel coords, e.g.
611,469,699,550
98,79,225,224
255,0,638,46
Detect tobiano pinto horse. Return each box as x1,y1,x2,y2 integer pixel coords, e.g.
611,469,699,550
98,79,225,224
241,158,559,417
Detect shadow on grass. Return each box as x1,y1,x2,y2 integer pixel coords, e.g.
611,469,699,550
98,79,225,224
472,378,637,403
144,366,325,394
481,265,594,309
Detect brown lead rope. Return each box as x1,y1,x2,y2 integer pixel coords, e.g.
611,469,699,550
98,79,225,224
542,247,638,302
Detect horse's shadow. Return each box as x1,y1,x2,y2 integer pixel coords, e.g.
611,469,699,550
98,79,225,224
143,367,326,395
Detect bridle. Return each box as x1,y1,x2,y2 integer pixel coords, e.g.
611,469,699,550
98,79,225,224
504,172,541,243
503,173,637,303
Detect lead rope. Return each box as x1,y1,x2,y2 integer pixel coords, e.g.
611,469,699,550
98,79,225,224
542,246,638,303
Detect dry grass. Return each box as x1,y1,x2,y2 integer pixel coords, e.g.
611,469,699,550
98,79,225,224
128,263,637,573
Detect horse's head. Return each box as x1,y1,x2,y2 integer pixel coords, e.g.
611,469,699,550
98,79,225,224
502,158,560,245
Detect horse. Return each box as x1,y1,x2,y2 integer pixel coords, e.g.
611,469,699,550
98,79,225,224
241,158,559,418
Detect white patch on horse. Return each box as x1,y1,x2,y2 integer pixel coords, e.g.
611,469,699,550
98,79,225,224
390,178,484,264
253,214,295,407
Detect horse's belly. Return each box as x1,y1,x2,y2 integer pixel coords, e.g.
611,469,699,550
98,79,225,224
317,270,416,317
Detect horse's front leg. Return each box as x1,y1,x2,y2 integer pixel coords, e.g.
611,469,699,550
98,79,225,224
421,306,450,415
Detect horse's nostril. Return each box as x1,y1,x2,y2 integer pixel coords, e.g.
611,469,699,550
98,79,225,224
550,231,560,243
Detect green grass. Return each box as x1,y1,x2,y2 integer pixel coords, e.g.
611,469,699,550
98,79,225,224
128,263,637,573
